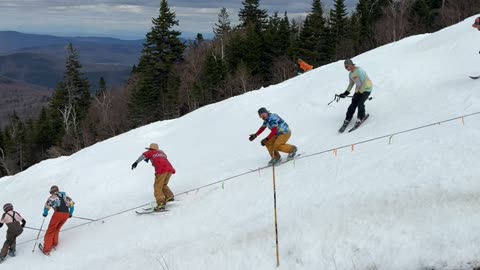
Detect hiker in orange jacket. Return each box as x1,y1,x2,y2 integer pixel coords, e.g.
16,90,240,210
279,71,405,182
297,59,313,74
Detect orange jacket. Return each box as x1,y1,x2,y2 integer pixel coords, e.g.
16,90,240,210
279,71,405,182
298,60,313,72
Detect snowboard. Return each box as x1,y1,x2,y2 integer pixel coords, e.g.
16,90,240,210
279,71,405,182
348,114,370,132
38,243,49,256
469,75,480,79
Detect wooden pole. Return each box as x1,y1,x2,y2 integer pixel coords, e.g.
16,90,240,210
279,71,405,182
272,160,280,267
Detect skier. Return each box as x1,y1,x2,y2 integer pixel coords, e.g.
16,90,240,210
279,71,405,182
473,17,480,31
337,59,373,132
40,185,75,255
131,143,176,212
0,203,26,262
249,107,298,165
297,58,313,74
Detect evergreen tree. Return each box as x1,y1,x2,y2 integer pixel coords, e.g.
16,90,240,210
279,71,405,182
213,7,232,38
238,0,268,28
297,0,327,66
129,0,185,126
329,0,349,60
64,43,91,122
97,77,107,96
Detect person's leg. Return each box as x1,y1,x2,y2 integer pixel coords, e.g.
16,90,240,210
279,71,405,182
265,138,278,159
162,173,174,202
356,92,371,120
52,213,69,248
345,92,362,121
274,132,294,154
154,174,168,206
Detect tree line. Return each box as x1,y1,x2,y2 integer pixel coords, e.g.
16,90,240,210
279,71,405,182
1,0,479,177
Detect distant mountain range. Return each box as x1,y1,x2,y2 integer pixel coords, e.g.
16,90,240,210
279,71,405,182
0,31,193,127
0,31,145,90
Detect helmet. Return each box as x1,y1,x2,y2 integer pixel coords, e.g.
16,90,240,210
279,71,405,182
49,185,59,194
344,59,355,66
3,203,13,212
146,143,159,150
257,107,268,115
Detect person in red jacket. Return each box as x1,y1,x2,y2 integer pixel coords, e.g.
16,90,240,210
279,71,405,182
131,143,176,211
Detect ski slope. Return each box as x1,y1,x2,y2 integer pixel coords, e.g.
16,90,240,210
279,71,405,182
1,16,480,270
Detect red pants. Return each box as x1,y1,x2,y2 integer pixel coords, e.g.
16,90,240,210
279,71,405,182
43,212,69,252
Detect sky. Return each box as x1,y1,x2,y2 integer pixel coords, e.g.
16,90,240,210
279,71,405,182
0,15,480,269
0,0,357,40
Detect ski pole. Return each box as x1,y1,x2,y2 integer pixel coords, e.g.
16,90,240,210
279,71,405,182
32,217,46,253
71,215,105,223
24,226,44,231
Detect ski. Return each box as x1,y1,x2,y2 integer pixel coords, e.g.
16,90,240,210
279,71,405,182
38,243,49,256
338,120,351,133
348,114,370,132
135,209,169,215
469,75,480,79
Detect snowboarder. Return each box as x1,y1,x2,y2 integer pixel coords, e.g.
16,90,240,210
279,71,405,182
297,58,313,74
131,143,176,212
0,203,26,262
249,107,298,165
41,185,75,255
337,59,373,132
473,17,480,31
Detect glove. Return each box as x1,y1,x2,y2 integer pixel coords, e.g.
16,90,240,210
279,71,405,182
131,162,138,170
261,138,268,146
249,134,257,141
69,214,72,218
339,91,349,98
42,208,48,217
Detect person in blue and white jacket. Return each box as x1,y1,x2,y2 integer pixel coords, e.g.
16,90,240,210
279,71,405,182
41,185,75,255
249,107,298,165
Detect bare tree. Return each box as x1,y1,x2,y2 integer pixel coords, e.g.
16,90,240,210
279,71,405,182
0,147,11,175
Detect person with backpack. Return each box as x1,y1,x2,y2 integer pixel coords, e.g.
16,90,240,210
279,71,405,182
40,185,75,255
0,203,26,262
249,107,298,165
131,143,176,212
337,59,373,133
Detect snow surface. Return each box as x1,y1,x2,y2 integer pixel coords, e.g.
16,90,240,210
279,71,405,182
1,16,480,270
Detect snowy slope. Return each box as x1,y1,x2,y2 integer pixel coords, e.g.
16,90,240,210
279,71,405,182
1,16,480,270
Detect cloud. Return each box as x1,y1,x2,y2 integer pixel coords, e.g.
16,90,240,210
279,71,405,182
0,0,355,39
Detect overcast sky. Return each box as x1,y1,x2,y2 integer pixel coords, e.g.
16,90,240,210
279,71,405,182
0,0,357,40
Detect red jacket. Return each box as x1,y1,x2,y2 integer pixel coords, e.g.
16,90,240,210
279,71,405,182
143,150,176,175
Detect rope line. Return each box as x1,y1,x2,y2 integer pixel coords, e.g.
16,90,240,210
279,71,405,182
17,111,480,247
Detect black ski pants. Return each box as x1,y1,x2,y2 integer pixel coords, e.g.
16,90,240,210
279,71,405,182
345,91,371,121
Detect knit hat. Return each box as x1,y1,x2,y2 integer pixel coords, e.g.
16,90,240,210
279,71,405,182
49,185,59,194
3,203,13,212
146,143,159,150
257,107,269,115
344,59,355,66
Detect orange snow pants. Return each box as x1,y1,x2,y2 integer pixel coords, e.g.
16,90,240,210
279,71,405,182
43,212,69,253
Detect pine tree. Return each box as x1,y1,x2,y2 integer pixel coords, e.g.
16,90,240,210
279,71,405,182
296,0,327,66
213,7,232,38
329,0,349,60
97,77,107,96
129,0,185,126
238,0,268,28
